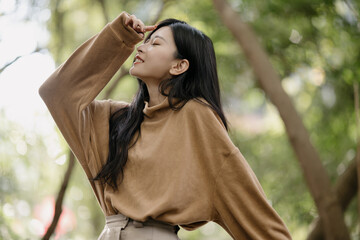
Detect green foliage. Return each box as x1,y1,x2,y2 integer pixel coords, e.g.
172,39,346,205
0,110,65,238
1,0,360,239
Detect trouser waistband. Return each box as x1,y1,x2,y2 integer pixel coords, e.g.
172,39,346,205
105,213,180,233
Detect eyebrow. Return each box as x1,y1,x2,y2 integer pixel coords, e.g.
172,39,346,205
151,35,167,43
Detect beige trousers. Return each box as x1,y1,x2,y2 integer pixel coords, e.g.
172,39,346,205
98,213,180,240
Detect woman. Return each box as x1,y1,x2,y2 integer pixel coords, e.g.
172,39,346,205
39,11,292,240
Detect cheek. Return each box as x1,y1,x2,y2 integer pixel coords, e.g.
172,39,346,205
146,51,174,71
152,49,174,64
130,47,177,80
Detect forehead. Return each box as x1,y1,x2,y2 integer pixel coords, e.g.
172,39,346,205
148,26,174,42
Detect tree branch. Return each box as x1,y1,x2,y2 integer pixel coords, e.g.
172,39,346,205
212,0,350,239
103,67,129,99
354,82,360,225
149,0,168,24
97,0,109,24
0,47,44,74
52,0,65,64
307,159,358,240
0,56,21,74
42,152,76,240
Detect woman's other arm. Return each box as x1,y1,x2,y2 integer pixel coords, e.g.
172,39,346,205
184,100,291,239
213,148,292,239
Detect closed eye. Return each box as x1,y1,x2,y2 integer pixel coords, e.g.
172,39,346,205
151,39,160,45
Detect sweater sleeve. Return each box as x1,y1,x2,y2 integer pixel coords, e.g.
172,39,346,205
39,12,142,202
182,100,291,239
213,148,292,239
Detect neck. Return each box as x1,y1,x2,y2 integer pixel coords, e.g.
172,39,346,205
146,83,166,107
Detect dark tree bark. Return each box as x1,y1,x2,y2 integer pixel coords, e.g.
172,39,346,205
51,0,66,64
354,82,360,221
97,0,109,23
0,47,44,74
307,159,357,240
42,152,75,240
212,0,350,239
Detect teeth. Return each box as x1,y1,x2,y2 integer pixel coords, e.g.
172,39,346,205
135,58,144,63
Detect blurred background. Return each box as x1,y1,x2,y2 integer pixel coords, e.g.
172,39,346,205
0,0,359,239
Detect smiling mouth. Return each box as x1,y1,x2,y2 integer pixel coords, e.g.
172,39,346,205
134,56,144,64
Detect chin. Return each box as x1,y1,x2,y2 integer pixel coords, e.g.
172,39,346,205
129,67,135,76
129,68,139,78
130,68,149,80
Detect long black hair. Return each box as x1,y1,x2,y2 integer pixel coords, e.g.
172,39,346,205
94,18,228,189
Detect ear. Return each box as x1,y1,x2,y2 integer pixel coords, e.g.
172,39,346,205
169,59,189,76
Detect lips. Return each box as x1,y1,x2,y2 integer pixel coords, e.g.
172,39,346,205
134,55,144,64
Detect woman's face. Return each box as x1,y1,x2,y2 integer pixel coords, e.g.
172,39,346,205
129,26,179,84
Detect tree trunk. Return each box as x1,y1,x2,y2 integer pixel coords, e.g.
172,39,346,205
42,152,75,240
97,0,109,23
353,82,360,223
212,0,350,239
307,158,357,239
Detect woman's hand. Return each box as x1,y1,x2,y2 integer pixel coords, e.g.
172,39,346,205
124,14,157,38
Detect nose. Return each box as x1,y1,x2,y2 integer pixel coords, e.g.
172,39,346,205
136,43,145,53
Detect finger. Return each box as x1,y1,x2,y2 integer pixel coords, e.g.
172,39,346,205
134,21,145,33
127,14,137,27
134,22,143,31
139,20,146,32
132,19,141,29
138,32,144,38
144,25,157,32
125,14,135,26
140,24,145,33
125,15,148,33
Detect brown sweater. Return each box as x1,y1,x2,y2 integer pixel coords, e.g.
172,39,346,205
39,12,292,240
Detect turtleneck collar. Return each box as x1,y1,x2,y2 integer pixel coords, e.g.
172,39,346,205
143,97,171,118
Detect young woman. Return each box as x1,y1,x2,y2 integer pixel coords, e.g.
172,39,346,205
40,11,292,240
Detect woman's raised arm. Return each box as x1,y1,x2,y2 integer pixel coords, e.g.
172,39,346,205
38,12,154,179
39,12,153,112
